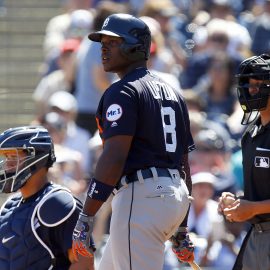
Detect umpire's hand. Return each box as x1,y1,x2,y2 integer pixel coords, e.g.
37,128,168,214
72,213,96,260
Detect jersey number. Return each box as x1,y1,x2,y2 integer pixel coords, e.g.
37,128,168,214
161,107,176,152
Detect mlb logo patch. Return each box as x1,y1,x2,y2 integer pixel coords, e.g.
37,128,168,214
254,156,270,168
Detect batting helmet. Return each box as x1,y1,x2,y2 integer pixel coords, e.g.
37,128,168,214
88,13,151,61
0,126,56,193
236,54,270,124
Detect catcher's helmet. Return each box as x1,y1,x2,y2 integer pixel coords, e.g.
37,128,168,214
236,54,270,124
88,13,151,61
0,126,56,193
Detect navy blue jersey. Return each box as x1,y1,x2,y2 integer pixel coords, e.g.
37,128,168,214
96,68,195,175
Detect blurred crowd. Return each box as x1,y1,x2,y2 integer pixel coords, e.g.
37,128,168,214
19,0,270,269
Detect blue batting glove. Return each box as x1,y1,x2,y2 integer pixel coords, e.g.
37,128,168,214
170,227,195,263
72,213,96,260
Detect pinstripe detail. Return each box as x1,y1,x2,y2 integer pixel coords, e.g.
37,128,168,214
128,182,135,270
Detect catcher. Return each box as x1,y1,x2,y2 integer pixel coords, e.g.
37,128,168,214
0,126,93,270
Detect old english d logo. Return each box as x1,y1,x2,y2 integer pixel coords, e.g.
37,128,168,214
255,156,270,168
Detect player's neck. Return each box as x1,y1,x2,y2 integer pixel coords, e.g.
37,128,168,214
20,168,49,199
117,61,147,79
260,109,270,126
260,98,270,126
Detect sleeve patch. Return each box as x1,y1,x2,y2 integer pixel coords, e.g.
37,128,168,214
106,104,123,122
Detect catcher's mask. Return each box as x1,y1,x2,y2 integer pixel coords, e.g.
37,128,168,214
0,126,56,193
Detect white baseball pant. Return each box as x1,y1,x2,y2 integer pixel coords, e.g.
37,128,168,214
98,167,190,270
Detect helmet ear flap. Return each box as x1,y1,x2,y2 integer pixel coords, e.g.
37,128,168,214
47,149,56,168
120,43,145,60
47,157,54,168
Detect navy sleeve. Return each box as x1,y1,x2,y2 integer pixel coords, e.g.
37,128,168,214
51,207,80,254
101,84,138,140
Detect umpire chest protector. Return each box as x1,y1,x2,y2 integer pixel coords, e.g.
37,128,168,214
0,184,77,270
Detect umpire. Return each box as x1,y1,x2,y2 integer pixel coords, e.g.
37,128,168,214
218,54,270,270
72,13,196,270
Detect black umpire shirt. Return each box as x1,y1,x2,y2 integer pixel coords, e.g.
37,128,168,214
241,117,270,223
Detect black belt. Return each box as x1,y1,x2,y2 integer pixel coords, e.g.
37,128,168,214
252,221,270,233
126,168,171,183
114,168,171,192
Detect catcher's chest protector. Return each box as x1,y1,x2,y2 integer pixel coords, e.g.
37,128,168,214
0,184,76,270
0,193,52,270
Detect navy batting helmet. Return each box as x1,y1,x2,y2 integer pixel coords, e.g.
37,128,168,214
0,126,56,193
236,54,270,124
88,13,151,61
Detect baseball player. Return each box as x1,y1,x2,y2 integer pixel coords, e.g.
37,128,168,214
218,54,270,270
0,126,93,270
72,13,195,270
